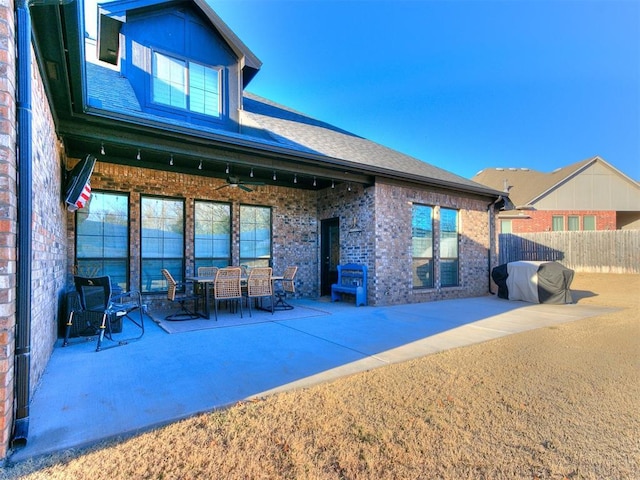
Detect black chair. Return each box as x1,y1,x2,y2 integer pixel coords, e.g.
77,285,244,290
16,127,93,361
161,269,201,320
63,275,145,351
273,266,297,310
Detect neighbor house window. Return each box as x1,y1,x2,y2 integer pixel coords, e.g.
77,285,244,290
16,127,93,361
440,208,459,287
568,215,580,231
195,201,231,270
239,205,271,268
552,215,564,231
141,196,184,293
500,219,512,234
76,192,129,291
412,204,434,288
152,51,221,117
583,215,596,231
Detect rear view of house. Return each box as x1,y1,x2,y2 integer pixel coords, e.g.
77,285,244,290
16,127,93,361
0,0,503,457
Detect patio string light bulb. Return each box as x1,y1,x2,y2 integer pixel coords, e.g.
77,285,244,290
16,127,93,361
250,168,254,178
331,179,335,188
294,174,297,184
136,149,141,160
100,142,105,155
273,171,277,181
313,177,317,187
226,163,230,174
169,155,174,166
198,159,203,170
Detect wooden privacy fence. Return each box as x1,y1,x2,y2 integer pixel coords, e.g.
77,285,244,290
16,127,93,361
498,231,640,274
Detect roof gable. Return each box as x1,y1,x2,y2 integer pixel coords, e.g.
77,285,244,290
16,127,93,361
97,0,261,86
473,156,640,210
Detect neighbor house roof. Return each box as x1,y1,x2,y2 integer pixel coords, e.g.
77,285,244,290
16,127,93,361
472,157,606,208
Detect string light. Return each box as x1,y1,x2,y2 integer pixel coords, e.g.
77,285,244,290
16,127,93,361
273,170,277,181
313,176,317,187
225,163,230,174
100,143,105,155
331,179,335,189
198,159,203,170
348,183,352,192
136,149,141,160
293,174,297,184
169,155,174,166
250,168,254,178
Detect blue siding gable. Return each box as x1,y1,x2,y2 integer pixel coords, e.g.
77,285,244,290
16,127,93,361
121,4,241,131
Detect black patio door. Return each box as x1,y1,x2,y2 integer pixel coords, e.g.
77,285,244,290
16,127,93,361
321,217,340,296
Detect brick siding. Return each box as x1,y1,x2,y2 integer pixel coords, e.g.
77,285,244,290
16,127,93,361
504,210,617,233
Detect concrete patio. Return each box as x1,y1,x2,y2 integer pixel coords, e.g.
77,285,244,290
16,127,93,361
8,294,615,463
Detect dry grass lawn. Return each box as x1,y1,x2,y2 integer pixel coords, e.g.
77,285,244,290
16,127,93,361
1,273,638,479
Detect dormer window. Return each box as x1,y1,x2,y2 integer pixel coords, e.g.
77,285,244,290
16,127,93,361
152,51,221,117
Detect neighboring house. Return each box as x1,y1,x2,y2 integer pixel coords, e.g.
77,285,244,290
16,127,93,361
473,156,640,233
0,0,503,457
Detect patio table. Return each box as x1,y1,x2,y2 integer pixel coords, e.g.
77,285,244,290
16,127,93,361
186,275,284,318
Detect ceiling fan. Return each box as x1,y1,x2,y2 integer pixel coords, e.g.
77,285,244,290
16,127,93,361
215,175,264,192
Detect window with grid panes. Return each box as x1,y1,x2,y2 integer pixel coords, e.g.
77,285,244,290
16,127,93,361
76,192,129,291
194,201,231,270
440,208,459,287
239,205,271,268
141,197,185,293
412,205,434,288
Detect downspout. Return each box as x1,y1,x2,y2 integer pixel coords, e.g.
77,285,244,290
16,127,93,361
12,0,33,447
487,196,503,295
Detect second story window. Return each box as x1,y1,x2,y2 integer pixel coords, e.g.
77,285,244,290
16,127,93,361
152,51,221,117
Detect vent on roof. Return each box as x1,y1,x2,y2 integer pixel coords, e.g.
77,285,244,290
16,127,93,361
520,168,529,171
552,167,562,173
496,167,504,171
475,170,484,176
508,168,517,171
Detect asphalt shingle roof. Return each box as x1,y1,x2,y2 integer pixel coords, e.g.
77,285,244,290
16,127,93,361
86,61,499,196
472,158,595,207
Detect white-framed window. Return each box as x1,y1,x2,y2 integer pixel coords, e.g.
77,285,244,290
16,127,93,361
568,215,580,231
500,219,512,234
583,215,596,231
552,215,564,231
152,51,221,117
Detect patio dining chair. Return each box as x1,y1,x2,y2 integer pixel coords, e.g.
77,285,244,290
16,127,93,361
213,267,243,320
196,266,218,298
274,266,297,310
244,267,274,316
161,269,201,320
63,275,145,352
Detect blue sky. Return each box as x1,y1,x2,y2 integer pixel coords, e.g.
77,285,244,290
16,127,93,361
88,0,640,181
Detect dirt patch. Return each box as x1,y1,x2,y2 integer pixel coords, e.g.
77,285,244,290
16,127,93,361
2,273,638,479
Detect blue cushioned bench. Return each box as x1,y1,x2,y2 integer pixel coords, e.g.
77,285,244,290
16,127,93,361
331,263,367,306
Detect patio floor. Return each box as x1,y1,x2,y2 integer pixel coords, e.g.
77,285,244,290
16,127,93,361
8,294,616,463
